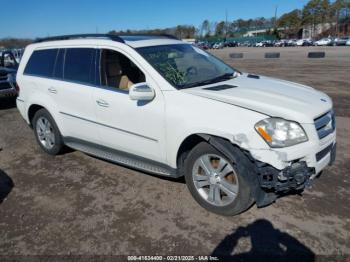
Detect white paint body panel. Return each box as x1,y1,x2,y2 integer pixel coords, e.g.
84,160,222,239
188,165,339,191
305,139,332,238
16,38,336,175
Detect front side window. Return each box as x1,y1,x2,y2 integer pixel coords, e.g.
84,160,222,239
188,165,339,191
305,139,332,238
100,49,145,91
137,44,235,89
24,49,58,77
64,48,95,85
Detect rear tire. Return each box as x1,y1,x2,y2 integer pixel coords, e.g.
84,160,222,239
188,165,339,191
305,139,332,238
184,142,256,216
32,109,63,155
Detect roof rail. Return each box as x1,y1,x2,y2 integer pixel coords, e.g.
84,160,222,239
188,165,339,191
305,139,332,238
34,33,180,44
119,33,179,40
34,34,125,43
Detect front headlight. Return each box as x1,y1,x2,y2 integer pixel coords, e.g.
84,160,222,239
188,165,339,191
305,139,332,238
255,118,308,148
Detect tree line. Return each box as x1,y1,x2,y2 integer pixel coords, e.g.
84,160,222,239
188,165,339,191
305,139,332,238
1,0,349,48
278,0,350,37
109,0,350,39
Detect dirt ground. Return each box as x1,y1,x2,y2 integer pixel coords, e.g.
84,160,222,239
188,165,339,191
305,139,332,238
0,47,349,259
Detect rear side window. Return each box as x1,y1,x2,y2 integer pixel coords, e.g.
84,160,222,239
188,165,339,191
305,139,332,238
64,48,95,85
24,49,58,77
53,49,64,79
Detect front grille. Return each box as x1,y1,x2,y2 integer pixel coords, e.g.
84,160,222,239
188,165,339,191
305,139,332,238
314,110,336,139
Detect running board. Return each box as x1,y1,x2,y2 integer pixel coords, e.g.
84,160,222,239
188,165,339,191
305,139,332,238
64,137,180,178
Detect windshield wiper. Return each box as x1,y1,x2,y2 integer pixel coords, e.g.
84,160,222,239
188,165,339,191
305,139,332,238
179,73,235,89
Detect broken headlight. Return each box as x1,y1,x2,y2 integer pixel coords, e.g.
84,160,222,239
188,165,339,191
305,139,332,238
255,118,308,148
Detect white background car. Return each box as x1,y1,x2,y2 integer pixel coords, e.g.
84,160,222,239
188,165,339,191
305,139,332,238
315,38,332,46
296,38,313,46
16,34,336,216
212,42,224,49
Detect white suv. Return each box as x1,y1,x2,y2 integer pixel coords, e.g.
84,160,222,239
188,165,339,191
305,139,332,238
16,34,336,216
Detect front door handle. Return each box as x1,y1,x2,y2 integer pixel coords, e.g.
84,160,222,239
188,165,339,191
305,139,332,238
48,87,57,94
96,99,109,108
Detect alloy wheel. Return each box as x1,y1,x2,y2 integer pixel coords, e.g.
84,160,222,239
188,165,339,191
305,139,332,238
36,116,55,150
192,154,239,207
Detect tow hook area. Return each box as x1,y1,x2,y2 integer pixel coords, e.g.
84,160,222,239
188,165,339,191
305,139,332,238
255,161,315,207
257,162,315,192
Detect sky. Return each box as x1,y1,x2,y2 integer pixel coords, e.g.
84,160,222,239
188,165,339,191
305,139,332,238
1,0,310,38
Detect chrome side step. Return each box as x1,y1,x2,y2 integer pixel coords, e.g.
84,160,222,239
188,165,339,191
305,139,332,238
64,137,179,178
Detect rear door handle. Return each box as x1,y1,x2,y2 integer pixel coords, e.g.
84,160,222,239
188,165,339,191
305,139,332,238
96,99,109,108
48,87,57,94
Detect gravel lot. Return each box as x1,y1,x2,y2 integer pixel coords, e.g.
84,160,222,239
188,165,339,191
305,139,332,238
0,46,349,259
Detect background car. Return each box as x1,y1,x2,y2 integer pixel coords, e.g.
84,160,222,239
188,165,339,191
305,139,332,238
315,38,332,46
196,42,210,50
274,40,287,47
212,42,224,49
224,41,238,47
296,39,314,46
286,39,297,47
333,36,350,46
0,50,18,98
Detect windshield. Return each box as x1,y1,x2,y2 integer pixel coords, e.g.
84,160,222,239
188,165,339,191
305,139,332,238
136,44,235,89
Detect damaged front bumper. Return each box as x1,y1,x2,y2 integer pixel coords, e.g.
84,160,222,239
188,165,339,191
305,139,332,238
254,143,336,207
257,161,314,192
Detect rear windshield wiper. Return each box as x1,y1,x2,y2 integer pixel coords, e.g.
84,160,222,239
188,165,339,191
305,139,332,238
179,73,235,89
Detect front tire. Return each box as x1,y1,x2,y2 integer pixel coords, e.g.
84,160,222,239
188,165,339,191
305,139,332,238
32,109,63,155
184,142,256,216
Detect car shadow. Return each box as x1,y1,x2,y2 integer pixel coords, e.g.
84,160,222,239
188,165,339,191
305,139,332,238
211,219,315,261
0,169,14,204
0,97,17,110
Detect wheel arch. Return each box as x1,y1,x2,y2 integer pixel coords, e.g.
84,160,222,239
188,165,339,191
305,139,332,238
28,104,45,126
176,133,250,171
25,92,61,130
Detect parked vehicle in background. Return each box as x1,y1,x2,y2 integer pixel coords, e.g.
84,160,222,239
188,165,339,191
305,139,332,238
16,34,336,216
274,40,287,47
255,41,274,47
196,42,210,50
315,38,332,46
286,39,297,47
239,41,253,47
296,39,313,46
346,39,350,46
212,42,224,49
224,41,238,47
0,50,18,98
12,49,24,63
333,36,350,46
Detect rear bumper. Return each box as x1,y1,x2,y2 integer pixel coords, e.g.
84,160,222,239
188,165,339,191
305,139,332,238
16,98,28,122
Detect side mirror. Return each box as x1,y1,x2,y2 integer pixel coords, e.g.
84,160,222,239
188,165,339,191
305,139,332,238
129,83,155,101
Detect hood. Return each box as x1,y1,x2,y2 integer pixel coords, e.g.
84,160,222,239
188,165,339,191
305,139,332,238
182,73,332,123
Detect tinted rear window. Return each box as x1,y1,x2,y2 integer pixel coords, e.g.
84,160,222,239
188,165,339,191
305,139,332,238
64,48,95,85
24,49,58,77
53,49,64,79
